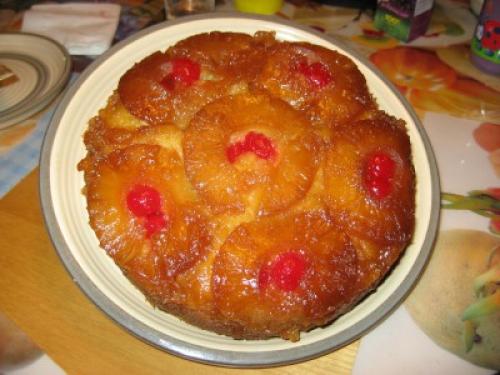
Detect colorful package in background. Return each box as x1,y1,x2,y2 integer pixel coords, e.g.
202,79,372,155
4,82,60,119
374,0,434,42
470,0,500,75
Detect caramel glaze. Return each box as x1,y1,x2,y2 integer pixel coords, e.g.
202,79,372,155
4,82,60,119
78,32,415,341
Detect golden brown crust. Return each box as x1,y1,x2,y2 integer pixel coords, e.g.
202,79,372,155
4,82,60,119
80,32,415,341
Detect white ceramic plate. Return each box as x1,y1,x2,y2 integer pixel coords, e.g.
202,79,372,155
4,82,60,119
40,14,440,367
0,32,71,130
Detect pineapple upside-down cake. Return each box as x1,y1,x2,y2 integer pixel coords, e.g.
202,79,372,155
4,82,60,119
78,31,415,341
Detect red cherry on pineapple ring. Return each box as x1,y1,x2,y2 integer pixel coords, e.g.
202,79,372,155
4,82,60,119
226,131,277,163
259,251,307,292
297,61,332,88
127,185,162,217
363,152,396,199
126,185,168,237
160,58,200,91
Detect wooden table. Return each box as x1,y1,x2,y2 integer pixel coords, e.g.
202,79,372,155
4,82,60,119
0,169,359,374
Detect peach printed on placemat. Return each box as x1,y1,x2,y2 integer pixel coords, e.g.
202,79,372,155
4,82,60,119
370,46,500,122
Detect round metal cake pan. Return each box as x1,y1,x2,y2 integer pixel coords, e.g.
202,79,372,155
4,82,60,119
40,14,440,367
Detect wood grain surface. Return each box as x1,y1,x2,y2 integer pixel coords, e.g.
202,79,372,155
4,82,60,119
0,169,360,375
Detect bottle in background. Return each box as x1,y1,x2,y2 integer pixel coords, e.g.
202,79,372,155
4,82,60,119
234,0,283,15
470,0,500,75
373,0,435,42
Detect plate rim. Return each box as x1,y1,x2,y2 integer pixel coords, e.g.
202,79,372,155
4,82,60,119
0,31,71,130
0,52,46,117
39,13,440,368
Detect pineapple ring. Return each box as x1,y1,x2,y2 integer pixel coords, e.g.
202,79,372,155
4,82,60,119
212,211,358,341
183,92,320,215
118,51,231,129
323,111,415,246
83,144,210,294
256,42,375,128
